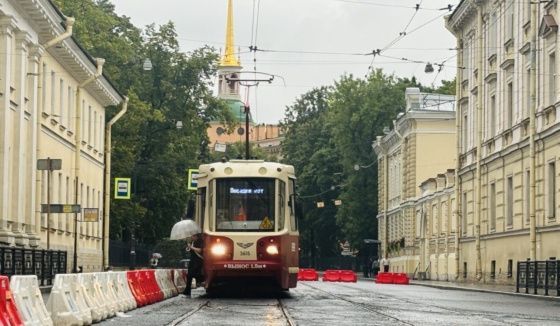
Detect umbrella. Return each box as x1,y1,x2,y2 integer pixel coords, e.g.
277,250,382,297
170,219,201,240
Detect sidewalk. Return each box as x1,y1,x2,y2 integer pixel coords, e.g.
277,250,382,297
408,279,560,301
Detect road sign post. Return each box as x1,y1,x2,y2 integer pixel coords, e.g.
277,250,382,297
187,169,199,191
37,158,62,250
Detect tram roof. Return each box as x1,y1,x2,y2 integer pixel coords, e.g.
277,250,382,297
198,160,295,177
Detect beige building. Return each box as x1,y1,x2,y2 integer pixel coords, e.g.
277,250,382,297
373,88,456,276
444,0,560,283
0,0,122,272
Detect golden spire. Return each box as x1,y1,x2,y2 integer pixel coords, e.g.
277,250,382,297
220,0,241,67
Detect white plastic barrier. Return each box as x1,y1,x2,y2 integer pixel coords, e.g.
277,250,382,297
107,272,134,312
10,275,53,326
166,270,179,297
114,272,137,311
77,273,109,322
96,273,123,313
155,269,175,299
173,269,187,294
46,274,92,326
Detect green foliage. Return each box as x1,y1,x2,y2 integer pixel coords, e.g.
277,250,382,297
282,70,432,259
53,0,234,245
152,239,186,268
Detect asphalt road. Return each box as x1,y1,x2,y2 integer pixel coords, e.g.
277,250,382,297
96,280,560,326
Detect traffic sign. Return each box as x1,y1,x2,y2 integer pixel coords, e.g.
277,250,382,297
188,169,199,191
83,208,99,222
115,178,131,199
316,201,325,208
41,204,81,214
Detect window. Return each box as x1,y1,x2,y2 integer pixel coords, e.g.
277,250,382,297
462,42,470,82
80,183,84,234
66,176,70,231
524,60,531,118
490,183,496,230
67,86,73,131
41,171,47,227
278,180,286,231
462,192,468,234
463,262,467,278
441,202,448,235
86,186,90,235
507,259,513,278
58,173,63,230
289,179,298,231
42,64,47,115
88,106,92,143
450,198,456,232
50,71,55,116
490,260,496,279
549,52,556,106
505,2,514,42
462,108,468,152
59,79,64,125
488,13,497,58
215,178,275,232
197,187,207,231
525,171,530,222
81,100,86,139
94,111,97,148
547,162,556,219
507,82,513,128
432,204,438,235
507,176,513,227
524,0,531,23
489,95,496,138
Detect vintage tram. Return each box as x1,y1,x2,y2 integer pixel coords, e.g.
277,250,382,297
193,160,299,291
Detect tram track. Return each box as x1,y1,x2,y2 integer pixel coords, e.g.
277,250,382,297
300,282,414,325
167,297,295,326
311,281,541,326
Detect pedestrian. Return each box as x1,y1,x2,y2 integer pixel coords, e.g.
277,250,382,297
150,254,159,269
372,258,380,276
184,233,204,297
381,257,389,273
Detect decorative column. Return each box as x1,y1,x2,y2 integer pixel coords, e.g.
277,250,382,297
0,17,17,246
27,45,43,247
12,31,32,246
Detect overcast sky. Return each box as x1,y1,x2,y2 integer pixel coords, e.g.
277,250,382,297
110,0,459,123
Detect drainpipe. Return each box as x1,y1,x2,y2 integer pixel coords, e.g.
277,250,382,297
36,16,75,246
103,96,129,269
475,4,483,281
454,35,463,280
73,58,104,271
529,0,538,261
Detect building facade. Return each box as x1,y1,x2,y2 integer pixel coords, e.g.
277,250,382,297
373,88,456,277
0,0,122,272
445,0,560,283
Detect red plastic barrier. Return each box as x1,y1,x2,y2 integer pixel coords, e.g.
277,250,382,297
393,273,410,285
0,276,23,326
127,271,149,306
322,270,341,282
375,272,394,284
298,269,319,281
339,270,357,283
145,270,164,303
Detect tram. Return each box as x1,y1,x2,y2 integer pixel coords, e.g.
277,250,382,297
193,160,299,291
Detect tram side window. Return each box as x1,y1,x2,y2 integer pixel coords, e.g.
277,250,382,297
278,180,286,231
197,187,206,231
289,179,298,231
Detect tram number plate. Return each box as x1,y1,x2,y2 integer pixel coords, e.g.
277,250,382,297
224,263,267,269
240,251,251,256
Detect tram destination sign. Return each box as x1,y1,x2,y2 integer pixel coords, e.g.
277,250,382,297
41,204,81,214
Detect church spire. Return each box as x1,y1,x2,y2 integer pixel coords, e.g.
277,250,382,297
220,0,241,67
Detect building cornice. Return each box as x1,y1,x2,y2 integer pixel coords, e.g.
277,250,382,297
10,0,122,106
446,0,478,34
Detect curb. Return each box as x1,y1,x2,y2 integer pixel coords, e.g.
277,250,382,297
410,281,560,302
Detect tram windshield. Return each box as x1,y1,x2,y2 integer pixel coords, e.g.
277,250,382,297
215,178,276,232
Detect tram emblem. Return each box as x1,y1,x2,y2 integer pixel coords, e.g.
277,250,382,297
236,242,254,249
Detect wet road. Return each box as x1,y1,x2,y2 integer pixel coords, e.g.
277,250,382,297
97,280,560,325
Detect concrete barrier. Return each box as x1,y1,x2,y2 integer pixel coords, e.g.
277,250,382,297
46,274,92,326
10,275,53,326
77,273,109,322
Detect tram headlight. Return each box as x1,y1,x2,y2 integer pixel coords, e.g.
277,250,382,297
266,244,279,255
210,243,227,256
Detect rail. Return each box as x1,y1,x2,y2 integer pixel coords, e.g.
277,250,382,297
516,259,559,296
0,246,67,286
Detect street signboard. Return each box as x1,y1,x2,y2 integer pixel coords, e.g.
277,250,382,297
41,204,81,214
316,201,325,208
83,208,99,222
188,169,199,191
37,158,62,170
214,142,227,152
115,178,131,199
334,199,342,206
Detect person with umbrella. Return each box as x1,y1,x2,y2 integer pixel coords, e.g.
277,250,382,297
184,233,204,296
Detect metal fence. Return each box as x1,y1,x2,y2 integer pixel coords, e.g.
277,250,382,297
516,260,559,296
0,247,67,286
300,256,357,271
109,239,151,269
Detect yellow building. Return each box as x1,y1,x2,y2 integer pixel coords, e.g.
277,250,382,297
373,88,456,276
0,0,123,272
445,0,560,283
208,0,283,157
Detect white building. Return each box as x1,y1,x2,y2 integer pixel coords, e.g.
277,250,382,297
0,0,123,272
